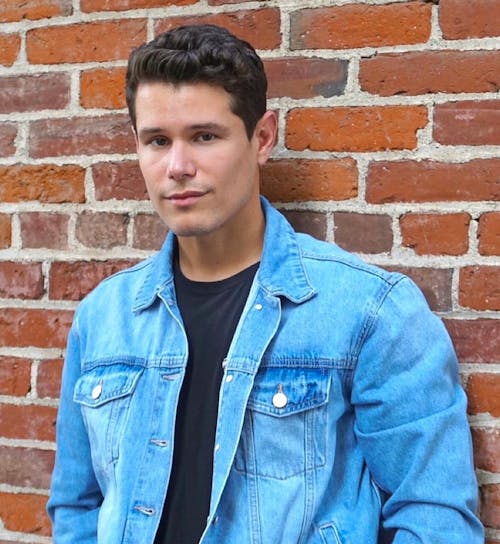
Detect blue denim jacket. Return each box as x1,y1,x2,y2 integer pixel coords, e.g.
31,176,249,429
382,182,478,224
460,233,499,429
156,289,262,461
48,198,483,543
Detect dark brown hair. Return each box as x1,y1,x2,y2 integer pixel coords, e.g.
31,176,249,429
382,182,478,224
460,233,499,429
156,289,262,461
126,24,268,139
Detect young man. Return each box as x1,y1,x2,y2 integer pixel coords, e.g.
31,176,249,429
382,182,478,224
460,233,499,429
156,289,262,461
48,25,484,543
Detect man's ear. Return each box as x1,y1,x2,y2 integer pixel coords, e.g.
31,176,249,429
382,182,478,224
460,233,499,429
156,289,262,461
255,110,278,166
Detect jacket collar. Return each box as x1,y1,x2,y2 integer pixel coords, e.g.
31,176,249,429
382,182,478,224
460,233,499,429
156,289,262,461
133,197,315,312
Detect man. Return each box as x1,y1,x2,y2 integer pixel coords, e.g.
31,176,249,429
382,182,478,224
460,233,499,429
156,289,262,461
48,24,484,543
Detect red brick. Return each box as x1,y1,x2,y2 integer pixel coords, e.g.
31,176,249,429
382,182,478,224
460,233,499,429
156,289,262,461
0,73,70,114
440,0,500,39
459,266,500,311
133,214,169,250
81,67,126,109
37,358,63,399
467,374,500,417
0,215,11,249
0,262,44,299
82,0,197,10
27,19,146,64
0,123,17,157
334,213,393,254
434,100,500,146
0,446,54,488
479,212,500,256
0,164,85,203
360,50,500,96
0,357,31,396
286,106,427,152
400,213,470,255
49,260,138,300
0,492,51,535
445,319,499,364
155,9,281,50
481,484,500,529
0,309,73,349
472,428,500,473
366,159,500,203
261,159,358,203
264,58,348,99
0,33,20,66
290,2,431,50
76,212,129,249
29,115,134,158
282,210,327,241
20,213,69,250
0,0,72,22
93,161,147,201
383,267,453,312
0,404,57,441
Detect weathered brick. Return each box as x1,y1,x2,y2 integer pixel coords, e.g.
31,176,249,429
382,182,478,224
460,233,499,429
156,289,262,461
400,213,470,255
0,164,85,203
440,0,500,39
479,212,500,256
360,51,500,96
27,19,146,64
481,484,500,529
366,159,500,203
334,213,393,254
0,309,73,349
0,492,51,535
0,262,44,299
261,159,358,202
49,260,138,300
472,428,500,473
0,73,70,114
37,358,63,399
0,357,31,397
286,106,427,152
20,213,69,250
0,215,11,249
445,319,499,364
0,123,17,157
93,161,147,201
81,67,126,109
155,9,281,50
76,212,129,249
0,446,54,488
133,214,169,250
383,267,453,312
290,2,431,50
0,404,57,441
434,100,500,146
0,33,20,66
459,266,500,311
29,115,134,158
282,210,327,241
82,0,197,10
467,374,500,417
264,58,348,99
0,0,72,22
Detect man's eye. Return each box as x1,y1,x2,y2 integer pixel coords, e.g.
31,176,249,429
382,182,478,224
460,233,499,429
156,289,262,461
196,133,216,143
150,137,168,147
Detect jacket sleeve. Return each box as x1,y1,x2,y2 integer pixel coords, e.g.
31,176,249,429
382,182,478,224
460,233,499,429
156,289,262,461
351,276,484,544
47,319,102,543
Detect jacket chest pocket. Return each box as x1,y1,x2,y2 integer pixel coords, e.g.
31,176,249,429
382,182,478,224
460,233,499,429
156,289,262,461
73,364,143,468
234,366,330,479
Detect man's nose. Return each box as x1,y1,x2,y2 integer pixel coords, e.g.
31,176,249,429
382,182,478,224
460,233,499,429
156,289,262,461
166,142,196,181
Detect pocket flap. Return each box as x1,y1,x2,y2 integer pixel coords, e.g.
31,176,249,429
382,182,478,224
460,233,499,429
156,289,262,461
74,364,143,408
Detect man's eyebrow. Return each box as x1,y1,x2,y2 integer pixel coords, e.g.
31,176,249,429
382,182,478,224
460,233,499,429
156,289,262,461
138,123,230,138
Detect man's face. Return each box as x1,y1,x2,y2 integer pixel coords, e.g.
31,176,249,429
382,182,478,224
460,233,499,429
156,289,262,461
134,82,274,240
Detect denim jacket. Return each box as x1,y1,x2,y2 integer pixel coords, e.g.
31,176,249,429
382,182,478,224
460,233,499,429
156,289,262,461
48,198,483,544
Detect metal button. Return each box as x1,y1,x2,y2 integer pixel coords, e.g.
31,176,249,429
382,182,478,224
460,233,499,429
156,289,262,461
91,383,102,400
254,303,263,310
272,384,288,409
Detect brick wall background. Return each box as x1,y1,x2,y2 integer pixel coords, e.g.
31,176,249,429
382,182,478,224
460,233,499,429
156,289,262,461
0,0,498,541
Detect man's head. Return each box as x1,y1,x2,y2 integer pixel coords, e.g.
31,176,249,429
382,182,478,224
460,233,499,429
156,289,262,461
126,24,268,140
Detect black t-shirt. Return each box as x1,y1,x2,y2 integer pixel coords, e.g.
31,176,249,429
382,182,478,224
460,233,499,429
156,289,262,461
154,259,259,544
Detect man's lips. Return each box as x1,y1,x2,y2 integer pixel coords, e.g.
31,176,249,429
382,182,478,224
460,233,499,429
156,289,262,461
166,190,207,206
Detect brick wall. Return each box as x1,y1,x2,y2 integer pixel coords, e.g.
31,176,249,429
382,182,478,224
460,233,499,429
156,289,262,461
0,0,498,541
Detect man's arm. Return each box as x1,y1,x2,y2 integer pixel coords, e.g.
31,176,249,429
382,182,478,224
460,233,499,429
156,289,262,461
352,276,484,544
47,322,102,543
